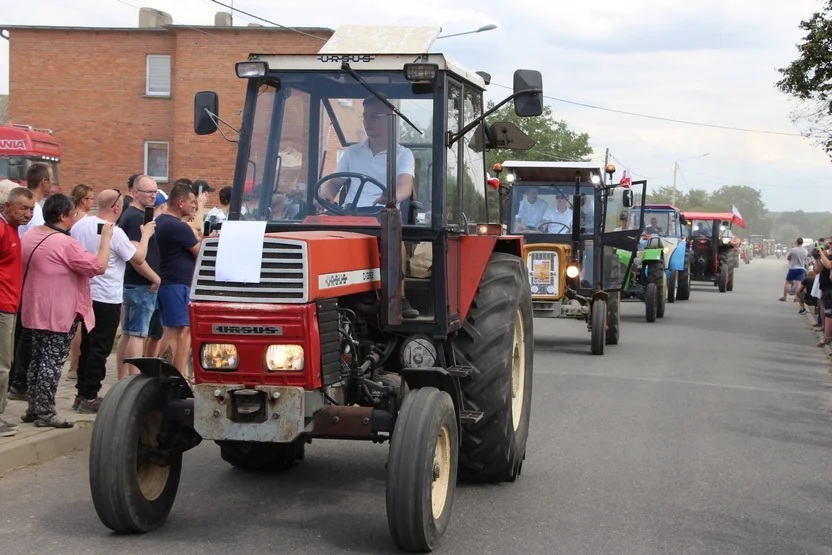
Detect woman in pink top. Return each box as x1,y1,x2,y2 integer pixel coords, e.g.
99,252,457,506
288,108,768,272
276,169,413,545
19,194,114,428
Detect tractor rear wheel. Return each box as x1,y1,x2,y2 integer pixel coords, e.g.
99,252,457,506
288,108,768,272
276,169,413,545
387,387,458,552
718,270,728,292
727,270,734,292
667,270,677,303
89,374,182,533
591,299,607,355
645,282,658,322
606,291,620,345
648,263,667,319
452,252,533,484
217,440,305,471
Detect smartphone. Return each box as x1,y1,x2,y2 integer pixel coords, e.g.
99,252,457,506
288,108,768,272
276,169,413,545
198,185,204,197
97,222,104,235
144,206,155,225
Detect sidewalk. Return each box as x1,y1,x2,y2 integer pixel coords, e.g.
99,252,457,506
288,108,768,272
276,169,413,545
0,358,118,476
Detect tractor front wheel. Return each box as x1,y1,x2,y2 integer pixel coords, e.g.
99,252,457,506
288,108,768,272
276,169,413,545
452,252,533,484
89,374,182,533
645,282,658,322
727,270,734,292
667,270,677,303
718,270,728,293
591,299,607,355
606,291,620,345
387,387,458,553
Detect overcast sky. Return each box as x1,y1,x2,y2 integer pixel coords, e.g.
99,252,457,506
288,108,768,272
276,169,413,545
1,0,829,212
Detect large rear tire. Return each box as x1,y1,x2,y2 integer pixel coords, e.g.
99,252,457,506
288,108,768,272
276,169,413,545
718,270,728,293
645,282,657,322
591,299,606,355
89,374,182,533
387,387,458,552
452,252,533,484
676,262,691,301
606,291,620,345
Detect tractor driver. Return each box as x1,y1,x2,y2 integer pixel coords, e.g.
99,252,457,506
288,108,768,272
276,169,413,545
644,216,663,235
318,94,420,319
540,193,573,233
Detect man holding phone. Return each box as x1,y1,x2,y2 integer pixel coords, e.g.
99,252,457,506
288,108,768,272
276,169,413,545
116,175,163,379
70,189,156,411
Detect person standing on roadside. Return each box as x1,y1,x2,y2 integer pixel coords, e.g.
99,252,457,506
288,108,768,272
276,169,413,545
70,189,156,412
0,187,34,437
154,183,202,374
780,238,808,302
815,239,832,348
8,162,53,401
115,175,162,379
205,186,231,224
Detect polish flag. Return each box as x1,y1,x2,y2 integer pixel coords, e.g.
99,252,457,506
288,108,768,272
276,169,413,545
732,204,745,227
619,169,631,188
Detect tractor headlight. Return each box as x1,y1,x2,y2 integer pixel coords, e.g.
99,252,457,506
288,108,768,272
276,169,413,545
201,344,239,370
566,264,581,279
721,237,731,245
264,344,305,371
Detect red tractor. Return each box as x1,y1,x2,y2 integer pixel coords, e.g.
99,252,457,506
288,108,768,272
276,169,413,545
88,26,541,552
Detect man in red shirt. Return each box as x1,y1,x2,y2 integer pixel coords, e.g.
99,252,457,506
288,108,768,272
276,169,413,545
0,187,34,437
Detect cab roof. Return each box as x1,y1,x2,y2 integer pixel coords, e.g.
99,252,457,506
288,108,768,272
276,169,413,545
683,211,746,229
250,25,488,90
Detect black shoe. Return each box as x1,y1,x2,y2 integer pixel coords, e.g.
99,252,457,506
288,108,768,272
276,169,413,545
401,296,419,319
7,386,27,402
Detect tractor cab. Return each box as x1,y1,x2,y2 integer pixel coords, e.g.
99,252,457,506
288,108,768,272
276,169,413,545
684,211,745,292
496,160,645,354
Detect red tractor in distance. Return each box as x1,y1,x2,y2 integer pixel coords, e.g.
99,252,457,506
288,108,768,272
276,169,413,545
0,123,61,191
88,25,542,552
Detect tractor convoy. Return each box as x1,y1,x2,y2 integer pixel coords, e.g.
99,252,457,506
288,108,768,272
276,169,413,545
85,24,753,554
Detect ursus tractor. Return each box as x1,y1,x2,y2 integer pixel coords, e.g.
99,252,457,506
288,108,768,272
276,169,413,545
685,211,745,292
87,25,543,552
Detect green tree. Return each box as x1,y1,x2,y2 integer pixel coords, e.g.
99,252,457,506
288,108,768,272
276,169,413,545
775,1,832,153
483,102,594,171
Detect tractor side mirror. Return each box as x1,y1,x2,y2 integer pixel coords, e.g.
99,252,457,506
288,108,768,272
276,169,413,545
622,189,634,207
680,215,688,226
512,69,544,117
194,91,219,135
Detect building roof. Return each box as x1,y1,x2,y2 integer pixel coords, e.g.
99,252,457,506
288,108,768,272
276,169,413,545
0,24,332,33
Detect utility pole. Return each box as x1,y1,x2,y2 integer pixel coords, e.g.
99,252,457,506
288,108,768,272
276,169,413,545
671,161,679,206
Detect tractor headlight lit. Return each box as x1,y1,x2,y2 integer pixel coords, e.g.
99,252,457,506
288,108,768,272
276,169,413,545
664,247,670,254
264,344,305,371
201,344,239,370
566,264,581,279
721,237,731,245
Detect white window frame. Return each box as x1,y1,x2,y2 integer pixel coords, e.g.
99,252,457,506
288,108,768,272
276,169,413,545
145,54,171,97
144,141,170,183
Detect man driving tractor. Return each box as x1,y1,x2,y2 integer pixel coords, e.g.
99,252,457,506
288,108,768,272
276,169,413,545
318,94,419,319
514,186,549,232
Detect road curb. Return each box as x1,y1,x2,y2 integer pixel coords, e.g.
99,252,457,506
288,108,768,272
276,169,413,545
0,419,93,476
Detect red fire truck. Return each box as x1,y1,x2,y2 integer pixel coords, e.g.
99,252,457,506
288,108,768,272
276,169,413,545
0,123,61,191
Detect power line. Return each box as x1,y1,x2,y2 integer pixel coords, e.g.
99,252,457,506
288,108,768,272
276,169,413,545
664,168,829,190
206,0,328,41
489,83,803,137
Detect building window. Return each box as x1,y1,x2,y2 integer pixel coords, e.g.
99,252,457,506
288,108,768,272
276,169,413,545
146,55,171,97
144,141,169,182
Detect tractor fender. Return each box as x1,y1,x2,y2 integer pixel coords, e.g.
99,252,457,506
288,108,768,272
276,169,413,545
668,242,687,271
125,357,191,385
591,290,609,302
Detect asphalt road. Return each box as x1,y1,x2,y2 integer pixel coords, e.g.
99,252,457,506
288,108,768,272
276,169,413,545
2,257,831,555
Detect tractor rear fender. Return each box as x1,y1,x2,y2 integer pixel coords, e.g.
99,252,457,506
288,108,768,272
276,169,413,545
669,243,687,271
127,357,189,382
401,367,463,445
458,235,524,323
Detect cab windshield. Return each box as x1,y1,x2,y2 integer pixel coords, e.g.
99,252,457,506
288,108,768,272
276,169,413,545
236,71,439,225
631,210,678,236
688,219,733,238
509,183,597,235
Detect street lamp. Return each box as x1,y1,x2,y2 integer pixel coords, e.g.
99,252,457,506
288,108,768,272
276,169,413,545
671,153,709,206
436,24,498,39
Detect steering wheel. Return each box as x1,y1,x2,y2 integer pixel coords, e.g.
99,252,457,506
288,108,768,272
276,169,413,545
313,172,387,216
538,221,571,234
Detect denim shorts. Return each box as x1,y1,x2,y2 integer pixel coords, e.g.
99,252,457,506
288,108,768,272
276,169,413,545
158,284,191,328
786,268,805,282
122,284,158,338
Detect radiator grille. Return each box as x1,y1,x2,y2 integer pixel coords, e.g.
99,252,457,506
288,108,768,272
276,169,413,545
190,237,309,303
526,251,559,296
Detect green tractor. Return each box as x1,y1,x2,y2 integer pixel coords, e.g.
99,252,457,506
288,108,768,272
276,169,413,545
618,235,667,322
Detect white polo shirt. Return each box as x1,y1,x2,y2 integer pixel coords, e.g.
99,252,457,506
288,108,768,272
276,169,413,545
335,139,415,207
515,198,549,228
542,207,573,232
70,215,137,304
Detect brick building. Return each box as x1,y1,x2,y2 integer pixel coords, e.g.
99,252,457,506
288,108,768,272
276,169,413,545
3,8,333,199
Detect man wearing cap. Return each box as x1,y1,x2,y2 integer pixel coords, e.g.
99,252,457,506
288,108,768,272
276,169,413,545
117,173,140,225
540,193,573,233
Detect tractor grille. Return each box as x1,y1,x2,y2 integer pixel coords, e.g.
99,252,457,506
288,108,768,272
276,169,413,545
526,251,559,296
190,237,309,303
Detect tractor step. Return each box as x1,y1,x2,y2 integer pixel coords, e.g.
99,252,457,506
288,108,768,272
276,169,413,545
460,410,484,424
447,366,474,379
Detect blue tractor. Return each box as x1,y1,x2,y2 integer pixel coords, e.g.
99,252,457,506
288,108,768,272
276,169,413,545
629,204,692,302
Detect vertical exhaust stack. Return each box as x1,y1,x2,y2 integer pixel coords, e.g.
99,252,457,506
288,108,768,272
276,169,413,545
380,113,402,327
